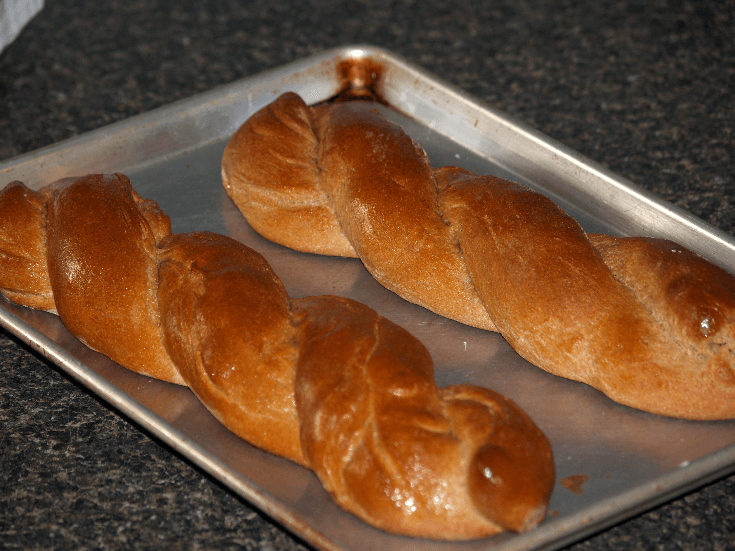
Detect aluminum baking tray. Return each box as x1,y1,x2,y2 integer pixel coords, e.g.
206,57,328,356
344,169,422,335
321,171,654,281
2,45,735,551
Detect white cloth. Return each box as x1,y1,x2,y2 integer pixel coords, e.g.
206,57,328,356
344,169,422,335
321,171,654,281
0,0,44,54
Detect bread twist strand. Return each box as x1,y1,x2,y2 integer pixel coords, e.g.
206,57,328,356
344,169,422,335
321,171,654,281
222,92,735,420
0,173,555,540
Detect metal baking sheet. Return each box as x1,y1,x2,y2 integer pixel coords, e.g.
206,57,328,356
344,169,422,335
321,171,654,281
2,45,735,551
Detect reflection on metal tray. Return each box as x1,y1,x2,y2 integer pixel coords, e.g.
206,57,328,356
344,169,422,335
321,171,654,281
2,45,735,551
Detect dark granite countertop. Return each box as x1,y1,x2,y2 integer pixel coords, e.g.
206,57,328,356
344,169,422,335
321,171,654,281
1,0,734,549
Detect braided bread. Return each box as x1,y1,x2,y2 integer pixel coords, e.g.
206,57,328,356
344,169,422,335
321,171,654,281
221,92,735,421
0,173,555,539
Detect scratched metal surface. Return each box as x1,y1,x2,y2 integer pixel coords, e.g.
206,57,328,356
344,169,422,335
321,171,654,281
1,46,735,551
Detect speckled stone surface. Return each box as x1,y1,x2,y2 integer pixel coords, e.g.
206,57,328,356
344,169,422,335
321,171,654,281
1,0,734,550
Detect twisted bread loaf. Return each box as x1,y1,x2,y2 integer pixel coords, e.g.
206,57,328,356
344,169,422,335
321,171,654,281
0,173,555,539
222,92,735,421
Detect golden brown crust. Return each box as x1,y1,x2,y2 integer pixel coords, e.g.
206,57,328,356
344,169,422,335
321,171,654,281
0,181,55,312
222,92,357,257
45,174,183,384
312,102,497,331
0,174,555,540
157,231,305,464
588,233,735,418
293,295,553,538
223,92,496,330
222,92,735,420
436,169,735,418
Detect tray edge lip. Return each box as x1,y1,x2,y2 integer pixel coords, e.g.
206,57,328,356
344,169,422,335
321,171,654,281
0,301,345,551
355,46,735,269
0,44,385,177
